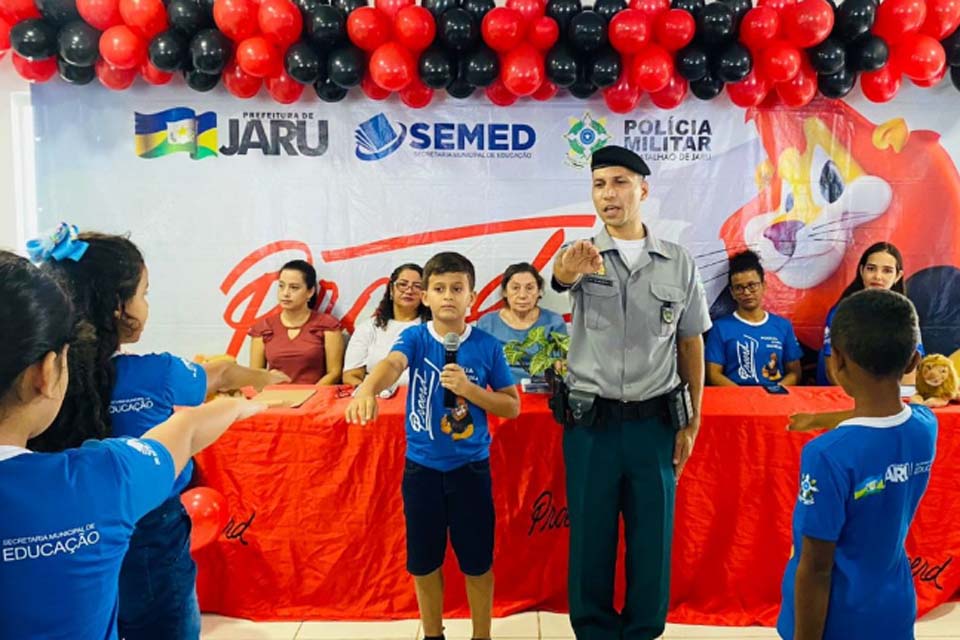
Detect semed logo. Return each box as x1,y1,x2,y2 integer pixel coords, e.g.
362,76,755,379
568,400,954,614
355,114,408,161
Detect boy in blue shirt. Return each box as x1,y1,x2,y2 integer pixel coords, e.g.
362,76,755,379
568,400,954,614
706,250,803,386
778,289,937,640
345,252,520,640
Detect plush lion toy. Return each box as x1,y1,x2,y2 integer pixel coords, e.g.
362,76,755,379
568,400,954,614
911,354,960,408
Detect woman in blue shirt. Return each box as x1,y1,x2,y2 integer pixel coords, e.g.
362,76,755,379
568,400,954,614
0,251,264,640
476,262,567,383
28,227,285,640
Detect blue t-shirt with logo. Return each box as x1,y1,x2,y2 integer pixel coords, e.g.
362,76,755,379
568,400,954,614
778,405,938,640
0,437,175,639
391,322,515,472
817,305,926,385
111,353,207,495
705,312,803,385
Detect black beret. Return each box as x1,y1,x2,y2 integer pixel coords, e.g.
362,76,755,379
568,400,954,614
590,145,650,176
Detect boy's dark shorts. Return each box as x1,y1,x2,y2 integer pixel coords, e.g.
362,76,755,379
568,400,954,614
401,457,495,577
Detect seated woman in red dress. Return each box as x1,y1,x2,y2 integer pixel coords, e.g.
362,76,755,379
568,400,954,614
248,260,345,385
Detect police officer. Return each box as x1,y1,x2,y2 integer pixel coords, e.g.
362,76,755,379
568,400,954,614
552,145,712,640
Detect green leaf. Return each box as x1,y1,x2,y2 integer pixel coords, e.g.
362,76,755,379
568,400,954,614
522,325,547,350
529,350,556,377
502,340,526,366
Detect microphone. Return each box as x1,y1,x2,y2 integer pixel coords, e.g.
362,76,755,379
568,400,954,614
443,332,460,408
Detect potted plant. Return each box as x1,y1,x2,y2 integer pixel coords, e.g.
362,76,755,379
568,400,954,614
502,326,570,380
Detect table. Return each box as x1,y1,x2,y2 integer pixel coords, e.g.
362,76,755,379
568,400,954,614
193,387,960,625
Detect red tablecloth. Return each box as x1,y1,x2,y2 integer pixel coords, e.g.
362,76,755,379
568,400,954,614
194,387,960,625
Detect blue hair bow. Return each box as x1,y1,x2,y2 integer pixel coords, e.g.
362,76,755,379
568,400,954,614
26,223,89,263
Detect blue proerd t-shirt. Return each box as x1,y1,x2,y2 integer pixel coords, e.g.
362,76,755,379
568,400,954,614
0,437,175,639
705,312,803,385
391,322,515,472
778,405,938,640
110,353,207,494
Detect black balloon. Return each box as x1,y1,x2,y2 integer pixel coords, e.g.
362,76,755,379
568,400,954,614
327,44,364,87
696,2,735,46
718,0,750,26
689,70,723,99
295,0,326,15
419,46,456,88
198,0,215,19
463,45,498,86
808,38,845,74
37,0,79,25
593,0,625,22
184,69,221,91
57,57,95,84
315,77,349,101
423,0,458,19
944,28,960,67
834,0,876,44
714,42,751,82
10,19,59,61
546,0,582,32
546,44,578,86
460,0,495,23
848,34,888,72
149,31,189,71
676,44,708,81
190,29,231,74
568,59,596,98
307,5,345,49
588,46,620,88
671,0,703,18
568,10,606,52
168,0,210,37
58,21,99,67
818,67,856,98
951,64,960,90
286,41,324,83
331,0,366,14
439,7,479,51
447,75,476,98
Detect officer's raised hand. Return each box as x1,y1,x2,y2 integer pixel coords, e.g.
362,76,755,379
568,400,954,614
555,240,604,284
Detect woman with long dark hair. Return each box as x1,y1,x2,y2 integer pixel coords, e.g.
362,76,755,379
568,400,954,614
249,259,345,385
343,263,430,388
0,249,263,639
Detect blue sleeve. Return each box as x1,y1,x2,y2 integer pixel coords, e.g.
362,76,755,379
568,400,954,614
795,443,848,542
162,354,207,408
391,325,420,364
783,321,804,363
704,326,724,365
86,437,176,524
822,307,836,357
548,312,568,336
488,339,516,390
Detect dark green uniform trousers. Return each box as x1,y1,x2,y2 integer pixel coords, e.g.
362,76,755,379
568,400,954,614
563,413,676,640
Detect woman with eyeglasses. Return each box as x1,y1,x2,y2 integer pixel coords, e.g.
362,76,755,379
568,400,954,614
705,250,804,386
343,263,430,388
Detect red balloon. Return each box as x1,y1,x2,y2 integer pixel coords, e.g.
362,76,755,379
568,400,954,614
77,0,122,30
609,8,651,55
629,44,673,92
895,33,946,80
603,72,641,113
394,5,435,52
920,0,960,39
726,68,770,106
861,64,902,101
267,68,305,103
650,71,686,108
782,0,833,48
347,6,392,52
237,36,280,76
119,0,167,39
258,0,302,47
654,8,694,51
181,488,228,552
532,78,558,100
375,0,414,21
630,0,669,19
775,62,816,106
757,0,796,11
224,59,263,97
369,41,416,90
12,52,55,81
100,25,147,70
873,0,927,45
399,77,434,107
482,7,525,53
506,0,545,26
0,17,10,55
485,77,518,105
95,57,137,88
361,71,391,99
759,40,801,83
140,59,173,84
912,61,947,85
739,6,780,52
0,0,39,24
501,42,544,96
528,15,559,50
214,0,259,42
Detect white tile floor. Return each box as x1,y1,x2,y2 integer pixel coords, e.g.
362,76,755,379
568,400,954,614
201,601,960,639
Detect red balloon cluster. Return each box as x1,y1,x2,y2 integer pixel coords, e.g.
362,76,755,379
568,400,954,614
94,0,166,88
480,1,555,104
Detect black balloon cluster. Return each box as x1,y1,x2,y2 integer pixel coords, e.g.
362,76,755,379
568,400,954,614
542,0,615,99
805,0,883,99
418,0,496,99
673,0,752,100
9,0,98,84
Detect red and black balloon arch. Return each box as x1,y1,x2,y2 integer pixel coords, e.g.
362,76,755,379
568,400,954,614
0,0,956,107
